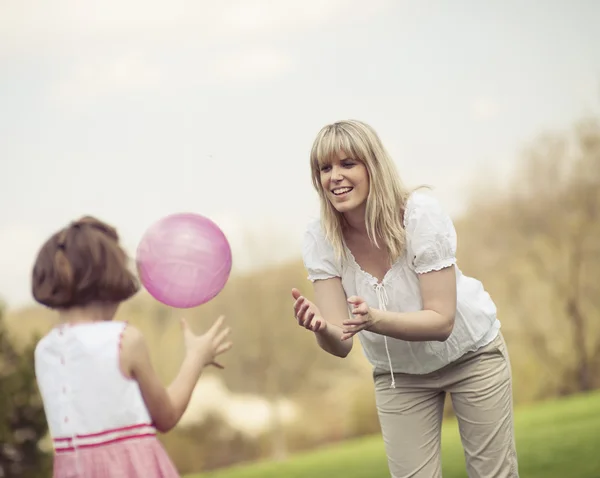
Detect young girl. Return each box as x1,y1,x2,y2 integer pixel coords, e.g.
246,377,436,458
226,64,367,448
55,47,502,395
292,120,519,477
32,216,232,478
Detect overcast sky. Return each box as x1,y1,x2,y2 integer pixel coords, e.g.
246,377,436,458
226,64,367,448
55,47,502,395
1,0,599,310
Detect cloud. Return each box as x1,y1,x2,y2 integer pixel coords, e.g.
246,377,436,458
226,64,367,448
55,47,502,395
0,0,395,53
573,74,600,111
49,43,292,105
219,0,375,33
51,53,165,105
470,96,500,121
0,224,43,308
211,47,293,83
0,1,225,45
204,212,300,274
3,0,395,100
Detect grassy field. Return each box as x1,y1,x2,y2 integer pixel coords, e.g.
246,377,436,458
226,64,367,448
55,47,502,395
187,390,600,478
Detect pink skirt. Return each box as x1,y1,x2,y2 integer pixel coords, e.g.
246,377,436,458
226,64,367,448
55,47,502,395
52,435,180,478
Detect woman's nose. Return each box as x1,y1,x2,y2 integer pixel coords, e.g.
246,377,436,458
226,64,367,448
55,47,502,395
331,166,344,181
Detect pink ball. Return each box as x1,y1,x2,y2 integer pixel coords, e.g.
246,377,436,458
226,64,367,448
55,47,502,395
136,213,232,308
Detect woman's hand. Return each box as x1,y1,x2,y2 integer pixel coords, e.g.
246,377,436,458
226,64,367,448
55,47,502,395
341,296,377,341
291,288,328,333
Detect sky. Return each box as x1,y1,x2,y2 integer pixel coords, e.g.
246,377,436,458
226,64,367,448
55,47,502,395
1,0,599,310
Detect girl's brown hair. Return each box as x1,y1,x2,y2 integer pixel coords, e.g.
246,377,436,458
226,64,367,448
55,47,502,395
31,216,139,309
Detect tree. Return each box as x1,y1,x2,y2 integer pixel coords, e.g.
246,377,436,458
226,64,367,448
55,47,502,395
0,303,51,478
458,116,600,396
213,228,355,460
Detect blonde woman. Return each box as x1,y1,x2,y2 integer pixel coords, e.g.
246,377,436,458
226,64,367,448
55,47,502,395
292,120,518,477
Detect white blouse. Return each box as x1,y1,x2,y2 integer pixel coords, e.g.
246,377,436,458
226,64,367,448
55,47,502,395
302,191,500,387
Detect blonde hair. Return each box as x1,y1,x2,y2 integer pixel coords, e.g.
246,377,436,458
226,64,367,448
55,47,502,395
310,119,423,263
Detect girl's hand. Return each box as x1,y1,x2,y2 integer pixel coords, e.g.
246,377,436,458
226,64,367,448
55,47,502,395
291,288,328,333
341,296,376,341
181,315,232,369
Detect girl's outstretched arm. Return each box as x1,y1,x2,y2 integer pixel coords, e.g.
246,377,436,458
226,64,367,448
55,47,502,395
120,316,232,433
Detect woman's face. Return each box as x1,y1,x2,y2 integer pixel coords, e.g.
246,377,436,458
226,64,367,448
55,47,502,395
319,151,370,214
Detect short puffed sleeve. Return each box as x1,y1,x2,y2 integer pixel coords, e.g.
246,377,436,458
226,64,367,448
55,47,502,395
404,193,457,274
302,220,341,282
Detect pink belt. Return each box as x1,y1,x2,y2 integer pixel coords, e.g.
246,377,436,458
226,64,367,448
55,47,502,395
53,423,156,453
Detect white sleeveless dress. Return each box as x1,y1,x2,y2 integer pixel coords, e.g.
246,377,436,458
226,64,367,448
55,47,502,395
35,320,180,478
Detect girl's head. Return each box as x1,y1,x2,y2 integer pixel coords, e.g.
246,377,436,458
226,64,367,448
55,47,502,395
309,119,415,262
32,216,139,315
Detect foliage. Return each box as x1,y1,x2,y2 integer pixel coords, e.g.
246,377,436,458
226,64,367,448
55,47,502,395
0,304,51,478
456,116,600,398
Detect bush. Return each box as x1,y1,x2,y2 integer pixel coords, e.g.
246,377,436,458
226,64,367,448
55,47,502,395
0,304,51,478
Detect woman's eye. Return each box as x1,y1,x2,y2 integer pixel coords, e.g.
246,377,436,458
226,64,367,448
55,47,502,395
320,165,331,172
342,162,355,168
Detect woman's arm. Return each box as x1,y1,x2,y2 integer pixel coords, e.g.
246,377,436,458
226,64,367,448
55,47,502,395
344,266,457,342
292,277,353,358
313,278,354,357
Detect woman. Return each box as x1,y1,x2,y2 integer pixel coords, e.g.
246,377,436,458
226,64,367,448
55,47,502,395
291,120,518,477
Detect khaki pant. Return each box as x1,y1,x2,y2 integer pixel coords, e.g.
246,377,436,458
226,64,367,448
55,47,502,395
374,333,518,478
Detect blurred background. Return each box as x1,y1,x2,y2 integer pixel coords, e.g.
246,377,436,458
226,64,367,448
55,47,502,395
1,1,599,477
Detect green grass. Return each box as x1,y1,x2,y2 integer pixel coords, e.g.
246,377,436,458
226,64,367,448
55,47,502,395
186,390,600,478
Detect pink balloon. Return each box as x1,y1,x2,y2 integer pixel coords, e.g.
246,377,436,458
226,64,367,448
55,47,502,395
136,213,232,308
